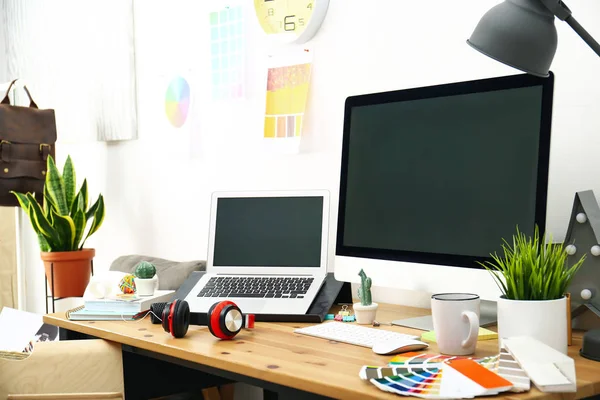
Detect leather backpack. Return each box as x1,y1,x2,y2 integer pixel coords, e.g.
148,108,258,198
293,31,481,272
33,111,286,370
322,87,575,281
0,79,57,207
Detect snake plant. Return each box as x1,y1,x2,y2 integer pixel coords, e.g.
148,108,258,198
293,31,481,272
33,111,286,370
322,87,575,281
11,155,105,252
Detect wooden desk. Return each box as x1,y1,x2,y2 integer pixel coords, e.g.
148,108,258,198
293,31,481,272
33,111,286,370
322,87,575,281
45,303,600,400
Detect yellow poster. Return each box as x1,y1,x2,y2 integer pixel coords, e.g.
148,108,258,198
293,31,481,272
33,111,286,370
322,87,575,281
263,52,312,140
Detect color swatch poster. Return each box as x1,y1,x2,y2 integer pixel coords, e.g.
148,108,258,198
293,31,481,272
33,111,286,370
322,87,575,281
209,4,245,101
263,51,313,145
165,75,191,128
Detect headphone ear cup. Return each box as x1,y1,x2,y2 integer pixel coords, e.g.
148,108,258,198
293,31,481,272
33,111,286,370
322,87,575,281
161,301,173,333
150,302,167,324
207,301,240,340
171,300,190,338
206,302,219,337
220,304,242,337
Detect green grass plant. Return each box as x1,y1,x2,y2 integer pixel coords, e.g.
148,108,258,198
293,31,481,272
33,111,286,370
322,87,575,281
478,225,586,300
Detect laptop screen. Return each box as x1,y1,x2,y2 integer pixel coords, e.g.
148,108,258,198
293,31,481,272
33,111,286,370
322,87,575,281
212,196,324,268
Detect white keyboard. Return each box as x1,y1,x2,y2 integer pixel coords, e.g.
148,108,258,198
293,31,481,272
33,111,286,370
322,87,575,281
294,322,419,348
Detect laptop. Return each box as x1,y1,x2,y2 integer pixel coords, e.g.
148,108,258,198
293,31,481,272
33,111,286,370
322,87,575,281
185,190,330,315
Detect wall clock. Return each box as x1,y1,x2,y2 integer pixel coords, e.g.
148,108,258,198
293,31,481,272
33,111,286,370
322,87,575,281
253,0,330,44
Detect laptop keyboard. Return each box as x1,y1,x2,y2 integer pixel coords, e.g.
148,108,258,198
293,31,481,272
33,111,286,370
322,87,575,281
197,276,314,299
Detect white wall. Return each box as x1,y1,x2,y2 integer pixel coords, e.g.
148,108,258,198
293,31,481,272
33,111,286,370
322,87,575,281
19,0,600,314
0,13,6,83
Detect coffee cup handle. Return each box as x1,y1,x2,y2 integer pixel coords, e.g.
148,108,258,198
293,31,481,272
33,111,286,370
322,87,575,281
461,311,479,349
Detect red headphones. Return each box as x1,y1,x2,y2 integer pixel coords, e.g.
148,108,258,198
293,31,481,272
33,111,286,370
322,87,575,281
150,299,255,340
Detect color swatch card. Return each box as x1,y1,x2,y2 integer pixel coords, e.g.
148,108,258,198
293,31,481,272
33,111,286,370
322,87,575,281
391,351,529,393
495,350,531,392
503,336,574,393
361,361,512,399
364,365,446,399
209,3,245,100
388,352,498,367
263,50,313,142
445,359,513,396
360,351,528,398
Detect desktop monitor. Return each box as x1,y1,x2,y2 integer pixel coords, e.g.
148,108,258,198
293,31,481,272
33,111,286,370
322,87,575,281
334,72,554,326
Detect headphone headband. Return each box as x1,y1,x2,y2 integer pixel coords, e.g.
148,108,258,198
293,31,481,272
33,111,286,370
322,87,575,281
151,299,254,340
189,312,209,326
244,313,255,329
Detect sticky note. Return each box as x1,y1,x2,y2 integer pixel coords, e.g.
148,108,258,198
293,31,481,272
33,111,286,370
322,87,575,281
421,327,498,343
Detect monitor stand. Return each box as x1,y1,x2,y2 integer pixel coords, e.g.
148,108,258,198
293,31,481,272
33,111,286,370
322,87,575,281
391,299,498,331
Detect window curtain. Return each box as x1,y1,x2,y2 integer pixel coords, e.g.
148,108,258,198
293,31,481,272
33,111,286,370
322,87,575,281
0,0,138,142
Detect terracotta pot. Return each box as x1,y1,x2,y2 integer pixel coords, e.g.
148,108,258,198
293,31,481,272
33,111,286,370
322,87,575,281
41,249,95,298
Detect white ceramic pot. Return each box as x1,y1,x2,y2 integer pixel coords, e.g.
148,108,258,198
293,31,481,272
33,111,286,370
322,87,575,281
497,296,568,354
134,275,158,296
353,302,378,325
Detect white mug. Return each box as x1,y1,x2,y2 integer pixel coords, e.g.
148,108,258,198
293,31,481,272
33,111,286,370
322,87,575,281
431,293,480,355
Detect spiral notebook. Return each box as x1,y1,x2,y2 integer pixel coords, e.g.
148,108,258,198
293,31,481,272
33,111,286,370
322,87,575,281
83,290,174,313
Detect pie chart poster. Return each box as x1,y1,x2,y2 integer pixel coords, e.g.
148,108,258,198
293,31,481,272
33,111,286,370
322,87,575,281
165,76,191,129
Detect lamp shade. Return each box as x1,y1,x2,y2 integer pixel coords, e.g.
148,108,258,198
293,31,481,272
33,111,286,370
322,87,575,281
467,0,558,77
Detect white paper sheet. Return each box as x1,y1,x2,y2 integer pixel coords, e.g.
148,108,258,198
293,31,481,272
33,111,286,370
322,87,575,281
0,307,44,352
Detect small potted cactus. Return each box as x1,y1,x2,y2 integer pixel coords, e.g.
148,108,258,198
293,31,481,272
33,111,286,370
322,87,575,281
133,261,158,296
354,269,378,324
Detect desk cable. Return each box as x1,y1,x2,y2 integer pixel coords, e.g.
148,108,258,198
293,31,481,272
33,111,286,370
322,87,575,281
121,310,162,323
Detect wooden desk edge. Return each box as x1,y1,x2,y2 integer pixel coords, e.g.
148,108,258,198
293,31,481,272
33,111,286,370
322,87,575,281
43,305,600,400
43,313,370,400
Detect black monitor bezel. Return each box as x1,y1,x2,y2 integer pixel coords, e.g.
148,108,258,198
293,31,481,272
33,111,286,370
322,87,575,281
336,72,554,270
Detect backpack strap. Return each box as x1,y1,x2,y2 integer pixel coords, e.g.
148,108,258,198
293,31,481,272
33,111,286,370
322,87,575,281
1,79,39,108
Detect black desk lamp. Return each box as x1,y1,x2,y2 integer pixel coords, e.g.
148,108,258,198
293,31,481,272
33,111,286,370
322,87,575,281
467,0,600,77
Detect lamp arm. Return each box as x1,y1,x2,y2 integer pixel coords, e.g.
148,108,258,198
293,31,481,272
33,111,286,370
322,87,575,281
564,15,600,57
540,0,600,57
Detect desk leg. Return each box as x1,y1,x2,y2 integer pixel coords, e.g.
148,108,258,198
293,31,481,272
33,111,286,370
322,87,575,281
59,328,92,341
218,383,235,400
122,347,232,399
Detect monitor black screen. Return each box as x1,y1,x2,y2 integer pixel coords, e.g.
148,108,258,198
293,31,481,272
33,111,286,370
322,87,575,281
212,196,324,267
337,73,554,268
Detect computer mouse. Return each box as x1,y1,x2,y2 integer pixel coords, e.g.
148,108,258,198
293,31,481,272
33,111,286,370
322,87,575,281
372,339,429,355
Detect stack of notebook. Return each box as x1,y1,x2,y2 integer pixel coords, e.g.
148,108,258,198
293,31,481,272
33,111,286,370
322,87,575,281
67,290,174,321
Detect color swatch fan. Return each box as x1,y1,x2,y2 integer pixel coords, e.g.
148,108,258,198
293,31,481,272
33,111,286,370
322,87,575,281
360,351,529,399
388,353,497,367
165,76,191,128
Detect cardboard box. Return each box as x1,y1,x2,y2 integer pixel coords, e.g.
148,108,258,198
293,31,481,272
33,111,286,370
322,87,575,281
0,339,124,398
0,208,17,309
